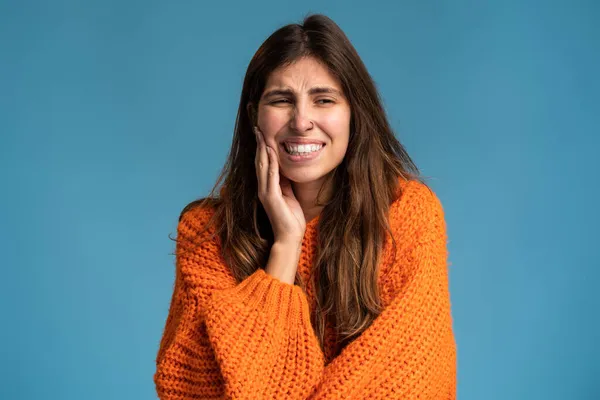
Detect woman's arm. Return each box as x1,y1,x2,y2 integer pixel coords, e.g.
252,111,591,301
153,206,325,400
304,183,456,399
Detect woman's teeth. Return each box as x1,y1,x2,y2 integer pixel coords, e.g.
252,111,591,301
284,143,323,155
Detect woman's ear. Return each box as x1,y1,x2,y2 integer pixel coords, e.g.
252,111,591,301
246,102,257,125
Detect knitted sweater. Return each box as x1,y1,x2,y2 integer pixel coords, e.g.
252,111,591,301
154,178,456,399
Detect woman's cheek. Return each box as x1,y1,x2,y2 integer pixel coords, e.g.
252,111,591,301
321,111,350,139
258,110,286,141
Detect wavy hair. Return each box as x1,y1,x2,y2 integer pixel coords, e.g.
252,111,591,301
179,14,426,355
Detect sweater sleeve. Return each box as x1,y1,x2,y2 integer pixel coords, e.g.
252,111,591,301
153,206,325,399
305,183,457,399
203,269,325,399
154,207,229,399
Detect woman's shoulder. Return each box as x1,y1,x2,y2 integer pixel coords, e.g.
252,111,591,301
175,198,235,289
179,197,218,222
389,176,446,230
176,198,221,244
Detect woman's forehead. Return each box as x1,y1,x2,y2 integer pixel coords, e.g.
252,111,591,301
265,57,341,90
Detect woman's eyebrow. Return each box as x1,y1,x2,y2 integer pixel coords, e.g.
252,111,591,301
307,86,342,96
262,86,342,99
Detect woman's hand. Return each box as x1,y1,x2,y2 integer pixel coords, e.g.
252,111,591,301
254,126,306,246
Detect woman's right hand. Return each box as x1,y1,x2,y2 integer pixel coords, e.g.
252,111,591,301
254,126,306,246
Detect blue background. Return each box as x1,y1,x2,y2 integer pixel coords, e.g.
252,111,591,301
1,1,598,399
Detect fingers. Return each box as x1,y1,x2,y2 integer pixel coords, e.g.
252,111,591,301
266,140,280,195
254,126,281,200
254,127,268,197
279,174,294,199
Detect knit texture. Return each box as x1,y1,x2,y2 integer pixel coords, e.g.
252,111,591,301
154,178,456,399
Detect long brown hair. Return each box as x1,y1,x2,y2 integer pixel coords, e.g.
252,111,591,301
179,14,426,354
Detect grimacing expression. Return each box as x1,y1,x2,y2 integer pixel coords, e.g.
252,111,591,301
255,56,351,184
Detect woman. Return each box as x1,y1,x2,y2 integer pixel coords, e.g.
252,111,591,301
154,14,456,399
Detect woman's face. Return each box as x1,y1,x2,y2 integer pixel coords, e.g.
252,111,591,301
255,56,351,184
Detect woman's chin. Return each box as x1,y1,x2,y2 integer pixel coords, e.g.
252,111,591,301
280,169,328,185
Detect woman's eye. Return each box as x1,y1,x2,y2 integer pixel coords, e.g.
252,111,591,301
270,99,334,105
317,99,334,104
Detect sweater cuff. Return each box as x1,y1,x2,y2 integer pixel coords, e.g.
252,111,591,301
210,268,312,330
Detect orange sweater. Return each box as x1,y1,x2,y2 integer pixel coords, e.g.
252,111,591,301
154,178,456,399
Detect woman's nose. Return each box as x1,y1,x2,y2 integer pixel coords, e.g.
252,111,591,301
289,105,314,132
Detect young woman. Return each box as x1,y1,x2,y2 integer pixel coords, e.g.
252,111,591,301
154,14,456,399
